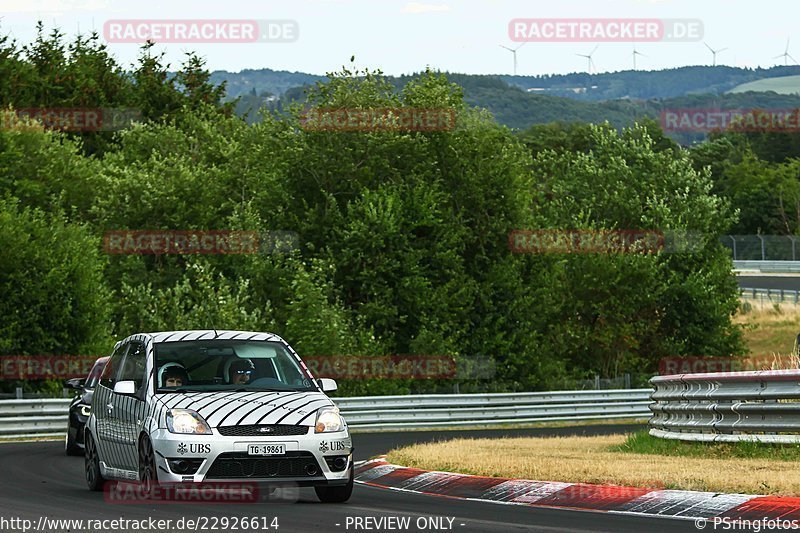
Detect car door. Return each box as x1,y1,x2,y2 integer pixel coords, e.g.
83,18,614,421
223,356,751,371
94,342,128,470
113,340,149,471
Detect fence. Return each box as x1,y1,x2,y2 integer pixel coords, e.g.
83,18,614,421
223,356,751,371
0,390,653,439
649,370,800,443
724,235,800,261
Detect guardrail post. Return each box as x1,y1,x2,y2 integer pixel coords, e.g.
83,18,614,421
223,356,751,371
790,236,797,261
15,387,22,399
758,235,765,260
727,235,737,260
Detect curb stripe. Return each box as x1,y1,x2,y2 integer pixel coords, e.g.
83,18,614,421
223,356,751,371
719,496,800,520
355,456,790,522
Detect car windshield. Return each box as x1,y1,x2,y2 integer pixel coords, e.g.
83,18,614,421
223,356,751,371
154,339,316,393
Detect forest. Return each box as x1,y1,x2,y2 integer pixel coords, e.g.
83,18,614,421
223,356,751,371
6,26,797,395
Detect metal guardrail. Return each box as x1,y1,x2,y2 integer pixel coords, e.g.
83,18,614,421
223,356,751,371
734,260,800,273
739,287,800,304
335,390,652,430
0,399,72,438
649,370,800,443
0,390,653,439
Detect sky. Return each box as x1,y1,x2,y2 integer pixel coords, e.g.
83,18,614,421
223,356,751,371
0,0,798,77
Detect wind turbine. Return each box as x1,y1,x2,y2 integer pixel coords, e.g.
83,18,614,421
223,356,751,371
774,38,798,65
632,45,647,71
576,45,599,74
704,42,728,66
499,42,525,76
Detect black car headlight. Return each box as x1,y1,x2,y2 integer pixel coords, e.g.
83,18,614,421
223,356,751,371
79,404,91,417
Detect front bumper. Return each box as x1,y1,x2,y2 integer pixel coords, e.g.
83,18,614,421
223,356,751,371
150,426,353,485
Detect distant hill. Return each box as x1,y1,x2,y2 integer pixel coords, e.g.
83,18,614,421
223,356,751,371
210,66,800,141
212,65,800,105
729,74,800,95
498,66,800,101
209,68,325,99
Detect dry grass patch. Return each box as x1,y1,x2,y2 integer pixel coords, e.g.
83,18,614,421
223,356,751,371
736,301,800,361
387,433,800,495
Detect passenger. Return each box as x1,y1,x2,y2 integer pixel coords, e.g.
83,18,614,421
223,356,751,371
159,363,189,388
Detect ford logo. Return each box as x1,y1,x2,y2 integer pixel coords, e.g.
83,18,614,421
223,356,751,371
257,427,273,433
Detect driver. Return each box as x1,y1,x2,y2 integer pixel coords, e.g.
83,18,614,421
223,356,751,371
159,363,189,388
229,359,255,385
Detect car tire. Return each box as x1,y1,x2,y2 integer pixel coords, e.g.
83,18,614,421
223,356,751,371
65,428,82,456
138,435,158,495
314,465,354,503
85,431,106,491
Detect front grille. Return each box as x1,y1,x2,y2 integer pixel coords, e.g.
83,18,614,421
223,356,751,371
216,424,310,437
206,452,321,479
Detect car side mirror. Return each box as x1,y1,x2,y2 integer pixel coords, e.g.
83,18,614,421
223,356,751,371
65,378,85,390
113,380,136,395
317,378,337,393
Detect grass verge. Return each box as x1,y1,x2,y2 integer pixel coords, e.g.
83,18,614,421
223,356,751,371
386,431,800,495
612,430,800,461
736,301,800,359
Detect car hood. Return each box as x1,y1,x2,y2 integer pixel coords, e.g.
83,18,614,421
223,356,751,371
156,390,335,427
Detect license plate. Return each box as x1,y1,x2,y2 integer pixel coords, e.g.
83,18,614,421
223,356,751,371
247,444,286,456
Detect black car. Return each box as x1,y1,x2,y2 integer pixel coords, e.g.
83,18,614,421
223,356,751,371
64,357,108,455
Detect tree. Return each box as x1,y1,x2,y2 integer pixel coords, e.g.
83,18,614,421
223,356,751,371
0,198,111,356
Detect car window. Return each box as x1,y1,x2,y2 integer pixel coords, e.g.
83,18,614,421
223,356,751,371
118,341,147,393
154,340,314,392
99,343,127,388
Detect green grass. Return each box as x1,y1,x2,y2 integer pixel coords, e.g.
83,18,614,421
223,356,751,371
728,75,800,95
610,430,800,461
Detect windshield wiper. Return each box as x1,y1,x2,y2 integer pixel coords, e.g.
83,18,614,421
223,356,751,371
156,387,207,393
235,387,295,392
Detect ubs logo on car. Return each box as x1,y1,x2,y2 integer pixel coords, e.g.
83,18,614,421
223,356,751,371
178,443,211,454
330,440,349,451
319,439,350,453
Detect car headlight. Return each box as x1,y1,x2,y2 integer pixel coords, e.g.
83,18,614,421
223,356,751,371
79,404,91,417
166,409,212,435
315,407,345,433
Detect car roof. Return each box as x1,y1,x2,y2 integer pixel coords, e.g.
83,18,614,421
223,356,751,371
131,330,285,344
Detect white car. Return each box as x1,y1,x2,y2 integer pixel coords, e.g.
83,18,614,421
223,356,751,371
84,330,353,502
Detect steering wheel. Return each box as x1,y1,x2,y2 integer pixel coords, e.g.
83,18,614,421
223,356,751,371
248,377,286,388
